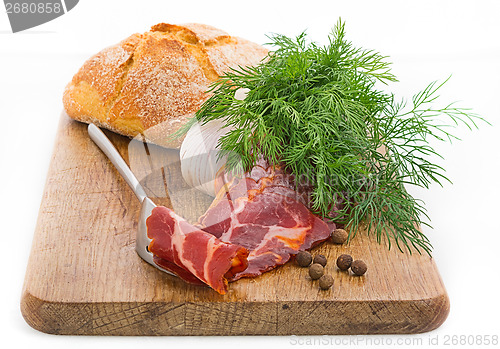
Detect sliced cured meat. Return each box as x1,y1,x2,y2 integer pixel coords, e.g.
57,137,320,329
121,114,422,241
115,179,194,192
214,158,337,217
200,165,333,280
146,157,339,293
146,206,249,294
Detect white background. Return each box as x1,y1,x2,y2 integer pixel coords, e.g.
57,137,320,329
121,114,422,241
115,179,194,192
1,0,499,348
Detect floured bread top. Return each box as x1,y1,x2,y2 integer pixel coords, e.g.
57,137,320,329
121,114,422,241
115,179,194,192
63,23,268,148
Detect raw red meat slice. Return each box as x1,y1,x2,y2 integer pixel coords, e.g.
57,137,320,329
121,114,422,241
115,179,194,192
146,206,249,294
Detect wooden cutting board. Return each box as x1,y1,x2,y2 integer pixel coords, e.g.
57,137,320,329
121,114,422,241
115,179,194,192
21,114,450,335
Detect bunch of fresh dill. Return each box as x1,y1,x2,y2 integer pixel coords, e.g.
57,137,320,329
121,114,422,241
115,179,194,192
194,20,484,255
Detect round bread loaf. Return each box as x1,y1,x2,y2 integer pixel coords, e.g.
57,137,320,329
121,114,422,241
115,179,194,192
63,23,268,148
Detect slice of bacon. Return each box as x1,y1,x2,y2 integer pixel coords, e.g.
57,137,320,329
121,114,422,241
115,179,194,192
146,206,249,294
200,161,333,280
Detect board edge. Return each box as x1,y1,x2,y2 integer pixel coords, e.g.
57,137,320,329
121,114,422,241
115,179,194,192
20,291,450,336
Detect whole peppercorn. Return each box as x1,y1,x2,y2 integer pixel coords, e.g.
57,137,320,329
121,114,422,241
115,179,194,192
351,260,368,276
309,263,324,280
336,254,353,271
331,228,348,244
313,254,327,267
296,251,312,267
318,274,334,290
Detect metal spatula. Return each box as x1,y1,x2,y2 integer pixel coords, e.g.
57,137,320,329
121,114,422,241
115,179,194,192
88,123,175,277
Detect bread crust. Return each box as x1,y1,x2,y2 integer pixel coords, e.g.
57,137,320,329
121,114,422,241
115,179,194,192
63,23,268,148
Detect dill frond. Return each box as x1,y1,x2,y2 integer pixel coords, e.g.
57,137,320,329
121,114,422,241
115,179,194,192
195,19,487,255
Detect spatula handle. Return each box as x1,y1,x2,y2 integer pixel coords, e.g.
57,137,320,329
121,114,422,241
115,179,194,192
88,124,148,202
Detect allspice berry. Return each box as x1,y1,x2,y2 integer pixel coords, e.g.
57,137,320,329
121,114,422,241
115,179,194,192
313,254,327,267
331,228,348,244
309,263,324,280
296,251,312,267
318,274,334,290
336,254,353,271
351,260,368,276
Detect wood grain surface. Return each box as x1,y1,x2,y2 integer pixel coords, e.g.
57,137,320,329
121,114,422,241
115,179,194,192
20,114,450,335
